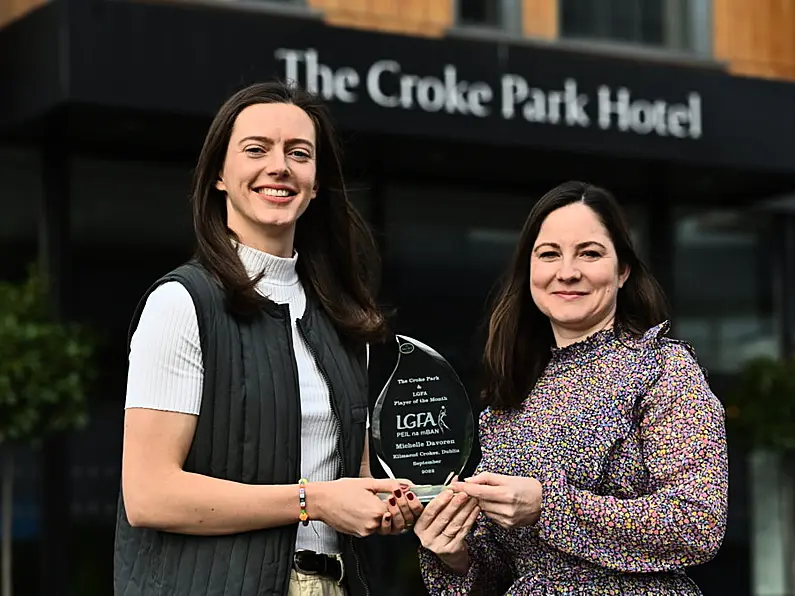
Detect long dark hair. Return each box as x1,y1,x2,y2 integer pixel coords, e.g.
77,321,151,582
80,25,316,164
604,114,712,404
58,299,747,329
481,180,669,409
191,81,387,344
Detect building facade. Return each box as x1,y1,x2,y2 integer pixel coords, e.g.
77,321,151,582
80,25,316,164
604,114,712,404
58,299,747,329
1,1,795,594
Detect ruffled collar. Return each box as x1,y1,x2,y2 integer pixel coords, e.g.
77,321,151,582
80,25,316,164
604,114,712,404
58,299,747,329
549,326,620,367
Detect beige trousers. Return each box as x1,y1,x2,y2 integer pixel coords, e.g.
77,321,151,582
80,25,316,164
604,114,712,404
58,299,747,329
288,570,347,596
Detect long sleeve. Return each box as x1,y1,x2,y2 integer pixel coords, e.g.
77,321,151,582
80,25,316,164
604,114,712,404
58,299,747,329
420,409,514,595
536,342,729,572
419,514,513,595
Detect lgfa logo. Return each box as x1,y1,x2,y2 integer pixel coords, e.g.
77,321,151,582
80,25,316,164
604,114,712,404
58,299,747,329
396,405,450,433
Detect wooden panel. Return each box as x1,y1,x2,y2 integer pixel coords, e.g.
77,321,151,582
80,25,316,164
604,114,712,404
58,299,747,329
0,0,47,29
309,0,452,37
426,0,452,27
713,0,795,81
522,0,557,39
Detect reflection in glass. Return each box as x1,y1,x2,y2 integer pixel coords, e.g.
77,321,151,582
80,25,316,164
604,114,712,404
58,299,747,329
673,208,778,373
560,0,708,54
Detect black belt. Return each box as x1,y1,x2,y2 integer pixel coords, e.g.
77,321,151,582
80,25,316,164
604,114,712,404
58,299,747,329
293,550,344,584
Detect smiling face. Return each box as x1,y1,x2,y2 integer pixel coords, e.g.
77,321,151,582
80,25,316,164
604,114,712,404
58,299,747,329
215,102,318,257
529,202,630,347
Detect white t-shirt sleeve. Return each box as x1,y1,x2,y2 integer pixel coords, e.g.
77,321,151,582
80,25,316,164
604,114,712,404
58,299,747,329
125,281,204,415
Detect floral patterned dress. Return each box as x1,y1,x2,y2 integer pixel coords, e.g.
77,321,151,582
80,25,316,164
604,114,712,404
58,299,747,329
419,322,728,595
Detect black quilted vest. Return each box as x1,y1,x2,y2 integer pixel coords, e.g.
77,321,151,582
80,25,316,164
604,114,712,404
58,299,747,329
113,262,373,596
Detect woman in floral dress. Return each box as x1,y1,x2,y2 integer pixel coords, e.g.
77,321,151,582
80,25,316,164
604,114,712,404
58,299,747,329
413,181,728,595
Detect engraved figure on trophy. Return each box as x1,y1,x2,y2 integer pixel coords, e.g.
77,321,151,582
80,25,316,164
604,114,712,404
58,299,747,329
437,405,450,432
371,335,475,504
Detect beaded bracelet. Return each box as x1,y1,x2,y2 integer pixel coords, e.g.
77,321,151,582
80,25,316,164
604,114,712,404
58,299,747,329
298,478,309,526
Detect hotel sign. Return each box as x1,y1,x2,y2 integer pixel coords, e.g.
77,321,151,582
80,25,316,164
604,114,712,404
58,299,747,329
276,48,703,140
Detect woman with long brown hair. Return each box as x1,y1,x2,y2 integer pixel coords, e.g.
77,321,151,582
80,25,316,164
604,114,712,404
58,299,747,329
413,181,728,594
114,81,421,596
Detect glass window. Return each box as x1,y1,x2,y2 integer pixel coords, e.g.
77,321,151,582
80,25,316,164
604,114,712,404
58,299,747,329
455,0,522,34
381,184,533,380
346,184,373,223
71,157,193,249
458,0,502,27
0,147,39,283
559,0,712,55
673,207,778,373
622,204,650,265
0,147,40,243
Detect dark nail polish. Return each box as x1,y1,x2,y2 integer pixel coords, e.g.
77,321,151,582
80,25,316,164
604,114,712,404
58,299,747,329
394,489,402,499
388,497,397,506
406,492,415,501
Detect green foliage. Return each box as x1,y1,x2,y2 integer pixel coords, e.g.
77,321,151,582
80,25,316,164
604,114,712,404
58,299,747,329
0,266,96,446
725,356,795,452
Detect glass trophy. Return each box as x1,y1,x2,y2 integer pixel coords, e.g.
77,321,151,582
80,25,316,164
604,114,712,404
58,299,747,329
372,335,475,504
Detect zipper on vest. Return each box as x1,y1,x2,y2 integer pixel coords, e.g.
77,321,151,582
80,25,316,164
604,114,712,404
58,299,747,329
296,319,369,596
281,305,302,596
351,535,369,596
